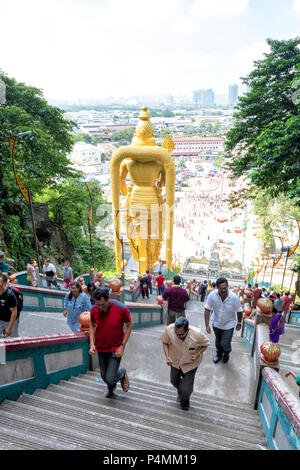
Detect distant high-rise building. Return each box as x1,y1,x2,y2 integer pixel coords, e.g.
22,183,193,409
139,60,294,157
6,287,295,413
164,94,174,107
193,89,215,108
228,84,239,106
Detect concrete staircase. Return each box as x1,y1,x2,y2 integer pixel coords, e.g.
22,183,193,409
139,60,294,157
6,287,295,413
0,371,266,450
277,324,300,397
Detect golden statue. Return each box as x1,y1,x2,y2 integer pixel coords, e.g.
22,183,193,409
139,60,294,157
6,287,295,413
110,106,176,275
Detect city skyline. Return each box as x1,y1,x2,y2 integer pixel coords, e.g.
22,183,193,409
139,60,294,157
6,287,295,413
0,0,299,102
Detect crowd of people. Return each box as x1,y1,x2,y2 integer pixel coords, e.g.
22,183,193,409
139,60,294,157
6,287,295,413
173,190,243,260
237,282,294,319
0,247,299,404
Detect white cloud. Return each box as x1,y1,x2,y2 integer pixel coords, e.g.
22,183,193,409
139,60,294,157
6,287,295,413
0,0,296,101
191,0,249,18
235,41,271,77
293,0,300,14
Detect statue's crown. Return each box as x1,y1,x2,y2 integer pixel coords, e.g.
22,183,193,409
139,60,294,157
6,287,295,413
131,106,156,146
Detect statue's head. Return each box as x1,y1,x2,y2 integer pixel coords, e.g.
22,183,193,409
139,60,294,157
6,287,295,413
131,106,156,147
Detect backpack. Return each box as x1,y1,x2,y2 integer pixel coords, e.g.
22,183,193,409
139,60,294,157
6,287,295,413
8,287,24,315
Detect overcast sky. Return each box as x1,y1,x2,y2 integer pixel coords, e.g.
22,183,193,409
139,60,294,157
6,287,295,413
0,0,299,101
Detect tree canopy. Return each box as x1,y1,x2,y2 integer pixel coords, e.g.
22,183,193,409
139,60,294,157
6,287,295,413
224,37,300,202
0,75,77,197
0,74,115,274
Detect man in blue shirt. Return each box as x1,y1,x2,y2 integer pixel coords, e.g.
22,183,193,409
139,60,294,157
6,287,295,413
0,251,9,275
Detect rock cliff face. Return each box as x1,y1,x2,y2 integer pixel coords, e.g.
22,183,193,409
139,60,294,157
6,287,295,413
25,202,74,263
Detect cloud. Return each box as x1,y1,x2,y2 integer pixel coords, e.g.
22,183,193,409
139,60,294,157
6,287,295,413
0,0,296,101
191,0,249,18
235,41,271,77
293,0,300,14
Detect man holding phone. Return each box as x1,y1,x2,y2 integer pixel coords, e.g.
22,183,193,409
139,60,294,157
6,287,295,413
89,287,133,398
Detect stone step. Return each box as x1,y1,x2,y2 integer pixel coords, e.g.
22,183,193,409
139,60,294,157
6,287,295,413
4,395,238,450
74,372,260,421
35,381,264,445
32,386,264,450
81,370,261,418
0,404,120,451
278,361,300,373
87,369,254,406
0,427,58,450
0,399,177,451
54,378,263,434
0,371,266,450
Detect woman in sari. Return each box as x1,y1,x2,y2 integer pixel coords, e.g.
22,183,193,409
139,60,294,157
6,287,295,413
269,312,285,343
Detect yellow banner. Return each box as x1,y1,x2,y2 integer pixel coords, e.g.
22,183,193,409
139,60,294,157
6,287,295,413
288,240,299,257
10,137,30,203
288,221,300,257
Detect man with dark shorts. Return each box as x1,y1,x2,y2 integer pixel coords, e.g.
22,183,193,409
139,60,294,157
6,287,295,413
89,287,133,398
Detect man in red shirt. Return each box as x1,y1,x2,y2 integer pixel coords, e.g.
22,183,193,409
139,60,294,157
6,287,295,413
281,291,292,319
89,287,133,398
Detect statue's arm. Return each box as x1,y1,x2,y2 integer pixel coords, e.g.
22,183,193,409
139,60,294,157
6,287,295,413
158,166,165,188
120,161,128,196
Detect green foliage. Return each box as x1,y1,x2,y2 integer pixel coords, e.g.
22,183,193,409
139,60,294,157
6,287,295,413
149,109,175,118
0,75,80,271
250,191,300,249
36,178,108,245
0,76,78,198
0,216,35,270
72,133,104,145
224,37,300,202
72,237,115,277
0,74,115,274
110,127,135,143
72,133,93,144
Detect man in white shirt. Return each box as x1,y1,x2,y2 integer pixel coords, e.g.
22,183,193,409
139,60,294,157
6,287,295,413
43,259,60,290
204,277,243,364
